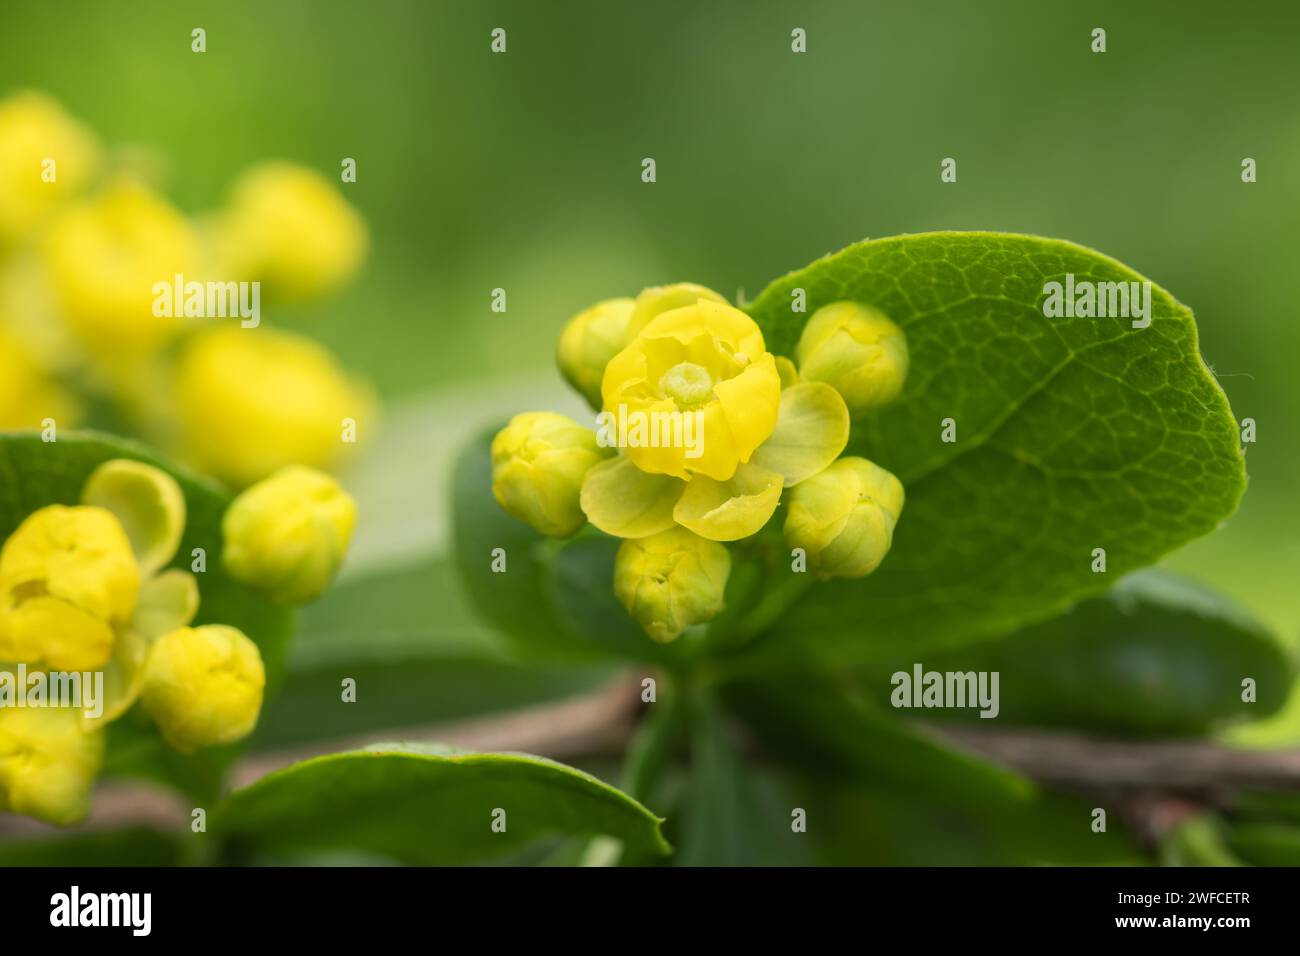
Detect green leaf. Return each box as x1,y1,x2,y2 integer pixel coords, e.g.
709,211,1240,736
676,694,812,866
719,675,1033,811
1223,822,1300,866
1160,815,1244,867
745,233,1245,660
0,430,294,799
0,826,184,866
850,570,1295,737
218,743,670,864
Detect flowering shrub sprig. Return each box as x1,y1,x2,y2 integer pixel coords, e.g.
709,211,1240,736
491,283,910,643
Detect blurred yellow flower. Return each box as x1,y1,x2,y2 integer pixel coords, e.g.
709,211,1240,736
0,708,104,826
0,328,80,429
556,297,635,409
174,326,373,488
0,505,139,671
43,179,198,359
216,162,367,302
223,465,357,604
613,526,731,642
140,624,265,753
491,411,609,537
0,91,99,245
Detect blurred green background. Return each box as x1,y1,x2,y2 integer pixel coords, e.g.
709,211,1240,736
2,0,1295,637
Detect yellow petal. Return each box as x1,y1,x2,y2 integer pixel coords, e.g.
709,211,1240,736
673,462,783,541
84,625,148,729
580,455,685,538
82,459,186,577
751,382,851,487
131,569,200,639
625,283,727,342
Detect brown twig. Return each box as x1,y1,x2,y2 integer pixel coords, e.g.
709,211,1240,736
5,678,1300,842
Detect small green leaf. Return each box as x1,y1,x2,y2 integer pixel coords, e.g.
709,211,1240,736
218,744,670,864
745,233,1246,659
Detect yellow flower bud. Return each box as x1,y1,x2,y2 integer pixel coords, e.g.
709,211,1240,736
601,299,781,481
613,527,730,642
0,505,139,670
0,708,104,825
0,91,99,244
222,466,357,604
141,624,265,753
491,412,608,537
795,302,908,415
624,282,728,343
784,457,904,579
43,180,199,359
0,328,80,429
174,326,374,488
216,162,367,301
556,297,635,409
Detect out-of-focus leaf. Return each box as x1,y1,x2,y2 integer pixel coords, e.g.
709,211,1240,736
676,695,812,866
1159,814,1244,866
849,570,1294,737
1222,822,1300,866
806,782,1147,866
0,826,183,866
720,676,1033,811
219,743,670,864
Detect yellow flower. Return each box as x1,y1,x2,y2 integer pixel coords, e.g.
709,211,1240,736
223,466,357,605
795,301,908,415
0,505,139,670
0,91,99,245
0,708,104,825
784,456,904,579
0,328,80,429
174,326,373,488
215,162,367,302
624,282,728,343
556,297,635,409
43,180,199,359
491,412,609,537
601,298,781,481
140,624,265,753
613,527,730,643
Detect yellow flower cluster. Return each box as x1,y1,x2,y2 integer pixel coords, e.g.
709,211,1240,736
0,91,372,488
0,459,355,825
493,283,910,643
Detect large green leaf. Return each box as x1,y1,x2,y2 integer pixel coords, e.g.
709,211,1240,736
745,233,1246,660
218,743,670,864
0,430,294,798
849,571,1295,737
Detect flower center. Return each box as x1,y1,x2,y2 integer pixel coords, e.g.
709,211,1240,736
659,362,714,407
